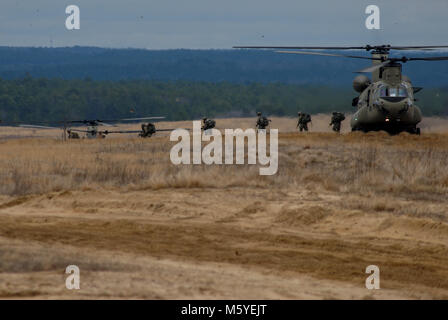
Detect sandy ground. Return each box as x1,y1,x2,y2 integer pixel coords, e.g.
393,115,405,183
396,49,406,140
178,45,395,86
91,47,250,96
0,115,448,299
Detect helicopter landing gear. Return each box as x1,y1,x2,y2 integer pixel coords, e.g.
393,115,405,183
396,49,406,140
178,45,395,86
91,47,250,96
406,126,421,135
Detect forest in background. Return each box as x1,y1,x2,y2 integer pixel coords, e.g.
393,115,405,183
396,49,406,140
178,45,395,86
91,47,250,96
0,47,447,122
0,77,447,123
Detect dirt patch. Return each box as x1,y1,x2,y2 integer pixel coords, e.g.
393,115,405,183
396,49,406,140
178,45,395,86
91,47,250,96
275,205,332,226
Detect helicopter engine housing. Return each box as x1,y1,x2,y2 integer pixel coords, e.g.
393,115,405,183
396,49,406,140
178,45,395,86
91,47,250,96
353,75,371,93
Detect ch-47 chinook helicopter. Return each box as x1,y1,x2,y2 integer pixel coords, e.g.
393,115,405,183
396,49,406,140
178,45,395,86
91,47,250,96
234,44,448,134
14,116,170,139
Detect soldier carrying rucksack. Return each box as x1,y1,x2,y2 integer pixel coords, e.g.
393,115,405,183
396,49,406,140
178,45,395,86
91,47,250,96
329,112,345,133
256,112,271,131
202,118,216,131
139,122,156,138
297,112,312,132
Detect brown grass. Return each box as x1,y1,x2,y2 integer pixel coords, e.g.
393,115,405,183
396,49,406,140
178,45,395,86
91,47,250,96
1,124,448,197
0,116,448,299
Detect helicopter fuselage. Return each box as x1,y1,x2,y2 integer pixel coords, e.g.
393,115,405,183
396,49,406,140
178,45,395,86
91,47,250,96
351,61,422,134
86,125,98,139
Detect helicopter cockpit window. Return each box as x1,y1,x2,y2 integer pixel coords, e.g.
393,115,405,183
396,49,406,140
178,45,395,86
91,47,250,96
379,85,408,98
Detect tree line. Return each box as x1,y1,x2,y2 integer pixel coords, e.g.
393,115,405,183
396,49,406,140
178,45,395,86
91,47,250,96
0,77,447,123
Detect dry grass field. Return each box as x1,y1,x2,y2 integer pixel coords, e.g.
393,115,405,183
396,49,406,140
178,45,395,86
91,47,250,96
0,114,448,299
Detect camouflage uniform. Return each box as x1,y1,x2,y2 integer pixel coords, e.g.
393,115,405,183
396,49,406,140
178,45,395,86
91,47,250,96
329,112,345,133
256,112,270,130
202,118,216,131
297,112,311,132
139,123,156,138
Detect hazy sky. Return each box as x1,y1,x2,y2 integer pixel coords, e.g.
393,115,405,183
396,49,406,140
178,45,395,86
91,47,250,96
0,0,447,48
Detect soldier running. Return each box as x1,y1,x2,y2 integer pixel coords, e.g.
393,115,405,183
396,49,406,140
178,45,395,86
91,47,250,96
201,118,216,131
329,112,345,133
297,112,312,132
139,122,156,138
255,112,271,131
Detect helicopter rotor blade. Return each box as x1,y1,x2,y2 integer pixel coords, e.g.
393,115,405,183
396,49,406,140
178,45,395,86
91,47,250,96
155,128,178,132
97,117,166,122
407,56,448,61
234,46,367,50
19,124,59,130
390,45,448,50
98,122,117,127
117,116,166,121
356,60,391,73
66,128,89,133
392,47,435,51
234,45,448,52
67,120,92,124
65,116,165,124
275,50,381,60
99,130,141,134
